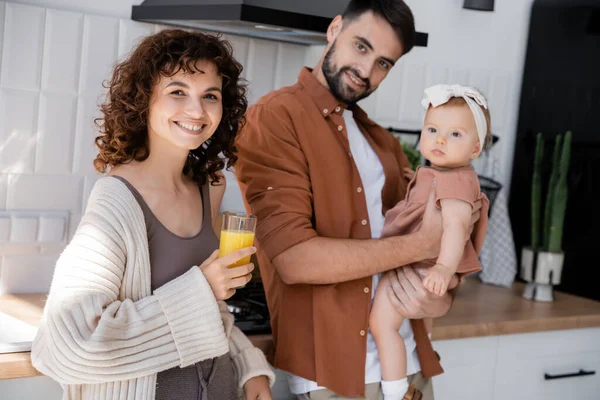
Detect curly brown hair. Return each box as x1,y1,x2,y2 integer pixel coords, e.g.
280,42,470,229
93,29,247,186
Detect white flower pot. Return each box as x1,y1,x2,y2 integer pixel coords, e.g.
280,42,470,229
520,247,564,302
522,282,554,302
520,247,564,284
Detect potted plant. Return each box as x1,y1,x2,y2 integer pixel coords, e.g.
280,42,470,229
521,131,571,301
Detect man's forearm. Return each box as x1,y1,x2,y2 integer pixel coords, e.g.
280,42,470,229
272,232,433,285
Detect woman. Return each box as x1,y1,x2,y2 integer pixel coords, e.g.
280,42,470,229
31,29,275,400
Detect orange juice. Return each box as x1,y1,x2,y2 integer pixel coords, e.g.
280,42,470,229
219,229,255,268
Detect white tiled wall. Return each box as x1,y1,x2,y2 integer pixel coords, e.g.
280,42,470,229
0,1,309,295
0,0,534,294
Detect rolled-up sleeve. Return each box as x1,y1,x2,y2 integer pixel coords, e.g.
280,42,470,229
235,103,317,261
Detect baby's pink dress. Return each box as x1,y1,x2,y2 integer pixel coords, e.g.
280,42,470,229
381,165,489,277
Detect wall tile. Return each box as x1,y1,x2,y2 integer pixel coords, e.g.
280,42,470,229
488,74,512,133
246,39,278,104
425,65,449,89
0,3,45,90
374,63,405,123
0,173,7,209
448,69,470,86
468,70,492,99
0,253,59,294
275,42,306,89
35,93,77,174
9,217,38,243
358,92,377,119
68,213,82,241
72,95,102,175
41,9,83,94
118,19,153,60
0,245,40,256
304,44,324,68
40,246,64,255
6,174,83,213
0,2,5,75
398,64,427,126
38,216,66,243
79,15,119,95
0,89,39,173
224,35,250,79
0,216,8,242
82,174,101,209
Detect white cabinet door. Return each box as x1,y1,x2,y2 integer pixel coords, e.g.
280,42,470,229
494,328,600,400
494,352,600,400
432,336,498,400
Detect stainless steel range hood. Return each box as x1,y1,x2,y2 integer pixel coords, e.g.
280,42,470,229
131,0,428,46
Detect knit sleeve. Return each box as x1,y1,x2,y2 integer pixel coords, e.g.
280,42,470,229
31,179,229,385
217,302,276,392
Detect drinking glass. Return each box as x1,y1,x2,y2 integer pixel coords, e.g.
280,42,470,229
218,212,256,269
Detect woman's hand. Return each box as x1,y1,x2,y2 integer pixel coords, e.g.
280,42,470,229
243,375,273,400
199,248,256,301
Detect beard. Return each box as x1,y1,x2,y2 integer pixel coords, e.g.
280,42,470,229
321,41,375,105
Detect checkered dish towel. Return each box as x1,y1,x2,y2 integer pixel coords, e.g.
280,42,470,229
478,152,517,287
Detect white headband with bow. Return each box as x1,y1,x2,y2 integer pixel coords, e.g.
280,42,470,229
421,84,489,148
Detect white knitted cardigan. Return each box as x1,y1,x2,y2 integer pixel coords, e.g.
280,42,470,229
31,177,275,399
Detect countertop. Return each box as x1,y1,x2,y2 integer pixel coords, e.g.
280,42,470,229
2,278,600,380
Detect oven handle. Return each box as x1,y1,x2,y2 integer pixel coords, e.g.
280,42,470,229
544,369,596,380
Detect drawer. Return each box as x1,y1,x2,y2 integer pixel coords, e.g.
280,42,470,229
433,364,495,400
432,336,497,400
494,351,600,400
433,336,498,368
497,328,600,359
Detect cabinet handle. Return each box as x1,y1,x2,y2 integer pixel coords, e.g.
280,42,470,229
544,369,596,380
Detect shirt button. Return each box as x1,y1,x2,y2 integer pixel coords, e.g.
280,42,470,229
361,219,368,226
338,125,343,131
357,187,362,193
267,186,273,190
360,330,366,336
323,108,328,114
364,287,370,294
335,106,341,112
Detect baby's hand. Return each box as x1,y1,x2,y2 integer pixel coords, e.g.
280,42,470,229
423,263,455,296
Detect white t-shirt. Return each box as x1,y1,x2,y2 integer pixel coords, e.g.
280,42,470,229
287,109,421,395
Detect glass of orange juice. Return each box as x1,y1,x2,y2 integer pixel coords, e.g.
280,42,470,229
218,212,257,270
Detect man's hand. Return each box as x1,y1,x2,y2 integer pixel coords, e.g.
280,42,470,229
404,167,416,181
386,267,452,319
243,375,272,400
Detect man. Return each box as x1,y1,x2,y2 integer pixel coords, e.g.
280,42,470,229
235,1,480,399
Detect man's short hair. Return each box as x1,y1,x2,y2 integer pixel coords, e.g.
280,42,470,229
342,0,416,55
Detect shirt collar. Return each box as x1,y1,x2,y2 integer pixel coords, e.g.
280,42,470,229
297,67,376,127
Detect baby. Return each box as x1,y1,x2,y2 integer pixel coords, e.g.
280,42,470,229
369,84,491,400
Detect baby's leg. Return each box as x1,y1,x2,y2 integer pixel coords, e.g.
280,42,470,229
370,272,410,399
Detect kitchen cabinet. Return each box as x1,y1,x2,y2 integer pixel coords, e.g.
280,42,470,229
433,327,600,400
3,279,600,399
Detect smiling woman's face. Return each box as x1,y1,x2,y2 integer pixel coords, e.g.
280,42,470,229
147,60,223,152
